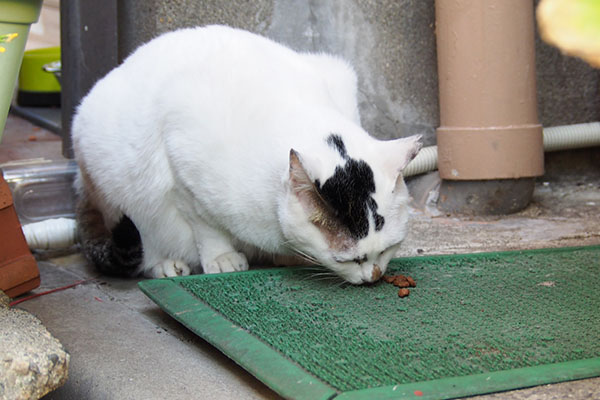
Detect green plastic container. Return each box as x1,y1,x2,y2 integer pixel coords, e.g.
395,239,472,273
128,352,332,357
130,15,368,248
17,46,61,107
0,0,43,140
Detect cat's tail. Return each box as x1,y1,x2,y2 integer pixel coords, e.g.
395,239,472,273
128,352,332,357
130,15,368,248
75,176,143,277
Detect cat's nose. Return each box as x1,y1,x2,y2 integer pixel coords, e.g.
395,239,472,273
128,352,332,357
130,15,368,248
371,264,382,281
361,264,382,283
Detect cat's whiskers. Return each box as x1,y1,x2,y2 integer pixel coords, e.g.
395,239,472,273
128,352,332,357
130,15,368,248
293,252,318,265
294,266,333,282
282,241,319,265
305,269,345,285
306,271,334,278
297,265,324,272
298,269,327,282
282,244,349,286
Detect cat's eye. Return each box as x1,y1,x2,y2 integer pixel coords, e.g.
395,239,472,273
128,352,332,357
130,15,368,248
353,255,368,264
333,254,367,264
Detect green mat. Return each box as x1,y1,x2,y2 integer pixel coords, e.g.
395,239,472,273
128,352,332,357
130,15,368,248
139,246,600,399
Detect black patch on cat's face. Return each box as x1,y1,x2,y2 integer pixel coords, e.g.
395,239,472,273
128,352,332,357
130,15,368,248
315,153,385,240
367,197,385,231
326,134,348,159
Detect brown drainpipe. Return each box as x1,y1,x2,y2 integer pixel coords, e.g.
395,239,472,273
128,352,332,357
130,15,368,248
435,0,544,214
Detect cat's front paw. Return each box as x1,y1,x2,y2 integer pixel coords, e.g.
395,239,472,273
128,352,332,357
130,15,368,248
204,251,249,274
148,260,191,278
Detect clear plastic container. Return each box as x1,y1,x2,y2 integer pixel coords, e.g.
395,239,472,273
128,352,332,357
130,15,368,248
0,158,77,224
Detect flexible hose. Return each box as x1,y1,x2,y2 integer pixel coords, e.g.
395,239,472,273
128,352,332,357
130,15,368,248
21,123,600,249
403,145,438,177
404,122,600,177
542,122,600,152
22,217,77,250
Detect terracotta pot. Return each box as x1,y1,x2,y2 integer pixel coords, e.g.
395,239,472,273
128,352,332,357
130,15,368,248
0,172,40,298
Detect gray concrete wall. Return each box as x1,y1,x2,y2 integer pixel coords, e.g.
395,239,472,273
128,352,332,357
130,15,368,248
113,1,599,146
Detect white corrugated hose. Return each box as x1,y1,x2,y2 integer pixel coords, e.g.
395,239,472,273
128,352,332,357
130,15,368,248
21,122,600,250
403,122,600,177
22,217,77,250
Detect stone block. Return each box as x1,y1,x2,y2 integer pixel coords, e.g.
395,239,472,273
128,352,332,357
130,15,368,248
0,291,69,400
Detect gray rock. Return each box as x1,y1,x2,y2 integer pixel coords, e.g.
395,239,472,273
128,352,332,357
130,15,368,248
0,290,9,307
0,290,69,400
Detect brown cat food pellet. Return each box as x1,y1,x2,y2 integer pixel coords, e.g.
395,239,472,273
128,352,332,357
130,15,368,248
392,277,411,288
392,275,414,287
383,274,417,298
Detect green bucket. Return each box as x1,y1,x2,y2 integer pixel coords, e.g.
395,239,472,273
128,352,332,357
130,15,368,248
0,0,43,140
17,46,61,107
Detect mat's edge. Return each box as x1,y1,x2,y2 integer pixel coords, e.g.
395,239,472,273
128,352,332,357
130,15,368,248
335,358,600,400
138,279,338,400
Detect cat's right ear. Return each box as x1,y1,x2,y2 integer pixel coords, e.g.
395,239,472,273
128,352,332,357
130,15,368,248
288,149,329,216
288,150,354,250
390,134,423,173
289,149,313,193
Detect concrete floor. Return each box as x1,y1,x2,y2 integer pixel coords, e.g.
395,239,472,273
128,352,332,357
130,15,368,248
2,114,600,399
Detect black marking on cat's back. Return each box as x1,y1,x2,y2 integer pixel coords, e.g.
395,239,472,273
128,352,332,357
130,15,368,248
326,134,348,159
316,156,385,240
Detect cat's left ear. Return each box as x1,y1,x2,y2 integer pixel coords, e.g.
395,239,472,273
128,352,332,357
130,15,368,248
384,134,423,174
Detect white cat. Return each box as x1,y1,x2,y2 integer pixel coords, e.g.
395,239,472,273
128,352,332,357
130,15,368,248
72,25,421,285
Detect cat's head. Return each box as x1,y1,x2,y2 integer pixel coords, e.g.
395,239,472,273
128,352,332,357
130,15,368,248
279,133,422,284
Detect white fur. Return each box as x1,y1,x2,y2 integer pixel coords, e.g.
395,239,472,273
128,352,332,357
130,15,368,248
72,25,420,284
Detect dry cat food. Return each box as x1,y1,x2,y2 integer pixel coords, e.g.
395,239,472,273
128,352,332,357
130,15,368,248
382,274,416,298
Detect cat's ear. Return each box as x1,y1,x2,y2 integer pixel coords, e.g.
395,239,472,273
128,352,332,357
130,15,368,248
387,134,423,173
381,135,422,193
289,150,326,209
289,149,314,193
289,149,346,240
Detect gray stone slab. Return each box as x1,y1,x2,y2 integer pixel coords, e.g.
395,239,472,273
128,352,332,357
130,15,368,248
0,290,69,400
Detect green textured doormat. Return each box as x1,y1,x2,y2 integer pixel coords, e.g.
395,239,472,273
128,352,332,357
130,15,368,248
139,246,600,399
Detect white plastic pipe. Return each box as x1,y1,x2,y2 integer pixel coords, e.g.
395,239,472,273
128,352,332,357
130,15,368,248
404,122,600,177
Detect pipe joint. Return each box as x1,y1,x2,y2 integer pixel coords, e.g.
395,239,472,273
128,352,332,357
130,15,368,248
437,124,544,180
